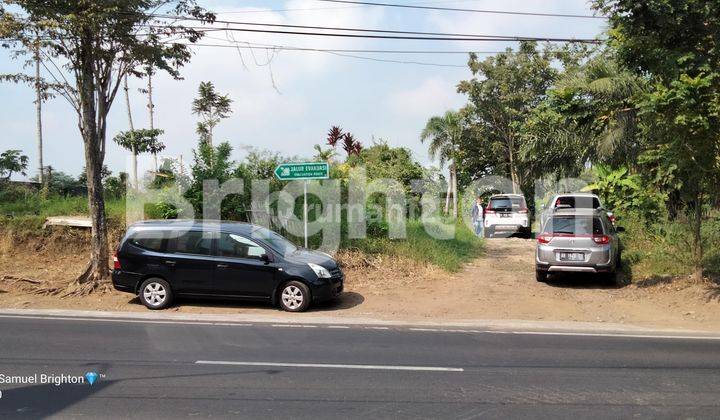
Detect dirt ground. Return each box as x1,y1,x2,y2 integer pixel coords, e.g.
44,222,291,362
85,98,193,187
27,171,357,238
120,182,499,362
2,229,720,331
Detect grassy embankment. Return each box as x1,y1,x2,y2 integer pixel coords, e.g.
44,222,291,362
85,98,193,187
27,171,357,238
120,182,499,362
618,214,720,280
0,195,483,272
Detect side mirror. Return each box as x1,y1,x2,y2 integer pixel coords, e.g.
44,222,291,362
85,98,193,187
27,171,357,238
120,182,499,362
261,253,274,264
616,226,626,233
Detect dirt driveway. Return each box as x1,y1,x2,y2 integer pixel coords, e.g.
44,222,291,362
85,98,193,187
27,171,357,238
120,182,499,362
344,238,720,330
2,236,720,331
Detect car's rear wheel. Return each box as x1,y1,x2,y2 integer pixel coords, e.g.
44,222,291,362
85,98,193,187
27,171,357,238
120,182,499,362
536,270,548,282
484,227,494,238
279,281,311,312
139,278,173,310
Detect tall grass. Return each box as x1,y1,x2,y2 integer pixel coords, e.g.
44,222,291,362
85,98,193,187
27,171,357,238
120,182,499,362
0,194,127,222
348,220,484,272
620,213,720,279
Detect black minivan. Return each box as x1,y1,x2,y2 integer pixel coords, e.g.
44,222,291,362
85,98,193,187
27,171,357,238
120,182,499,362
111,220,344,312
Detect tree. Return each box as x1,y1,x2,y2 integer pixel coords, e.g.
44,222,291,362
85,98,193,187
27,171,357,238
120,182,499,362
191,81,232,146
0,1,215,287
0,38,58,187
521,51,647,179
313,145,337,162
0,149,29,181
458,42,569,194
594,0,720,281
420,110,466,217
341,133,363,157
113,128,164,189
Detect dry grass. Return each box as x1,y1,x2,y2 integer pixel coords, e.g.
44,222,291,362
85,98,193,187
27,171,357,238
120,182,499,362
336,249,450,294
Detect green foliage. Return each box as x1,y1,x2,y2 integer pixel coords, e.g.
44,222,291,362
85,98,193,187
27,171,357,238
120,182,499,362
347,142,424,192
420,110,464,169
104,172,128,199
192,81,232,144
456,41,585,190
620,213,720,279
0,149,29,180
185,141,235,217
583,165,665,220
113,129,165,155
594,0,720,279
521,51,647,179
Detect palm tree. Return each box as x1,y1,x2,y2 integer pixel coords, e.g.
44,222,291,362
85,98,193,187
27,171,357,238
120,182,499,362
558,55,646,165
421,110,465,218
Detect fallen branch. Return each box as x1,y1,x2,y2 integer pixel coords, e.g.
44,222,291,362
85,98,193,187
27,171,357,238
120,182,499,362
1,275,43,285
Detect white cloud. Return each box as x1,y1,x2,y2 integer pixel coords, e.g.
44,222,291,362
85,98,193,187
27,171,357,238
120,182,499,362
387,77,465,118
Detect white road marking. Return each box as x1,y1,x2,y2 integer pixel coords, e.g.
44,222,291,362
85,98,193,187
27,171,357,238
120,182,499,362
326,325,350,329
195,360,464,372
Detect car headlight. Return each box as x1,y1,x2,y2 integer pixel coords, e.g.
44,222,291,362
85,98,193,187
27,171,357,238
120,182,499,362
308,263,331,279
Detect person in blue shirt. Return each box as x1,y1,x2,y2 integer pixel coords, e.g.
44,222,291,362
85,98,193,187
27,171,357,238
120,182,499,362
471,196,484,237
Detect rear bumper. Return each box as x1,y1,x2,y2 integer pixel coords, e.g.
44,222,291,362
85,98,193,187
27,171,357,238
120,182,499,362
536,245,615,273
111,270,142,294
485,217,529,230
535,264,613,273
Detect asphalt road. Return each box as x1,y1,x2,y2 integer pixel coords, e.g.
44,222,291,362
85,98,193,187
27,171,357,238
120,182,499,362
1,315,719,419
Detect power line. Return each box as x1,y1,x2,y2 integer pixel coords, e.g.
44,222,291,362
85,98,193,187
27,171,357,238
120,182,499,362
179,41,469,67
313,0,606,19
154,16,580,42
150,14,601,43
149,24,600,44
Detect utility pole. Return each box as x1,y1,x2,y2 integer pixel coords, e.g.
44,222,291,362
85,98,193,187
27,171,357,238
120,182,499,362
34,38,44,186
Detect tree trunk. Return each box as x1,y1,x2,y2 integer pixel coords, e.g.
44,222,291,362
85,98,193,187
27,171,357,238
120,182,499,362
34,44,44,186
123,75,138,189
451,162,458,218
508,150,519,194
692,192,704,282
147,68,158,172
77,32,109,285
444,172,452,215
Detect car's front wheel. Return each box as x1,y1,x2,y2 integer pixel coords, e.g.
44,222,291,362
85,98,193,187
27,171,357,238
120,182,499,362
279,281,311,312
138,278,173,310
536,270,548,283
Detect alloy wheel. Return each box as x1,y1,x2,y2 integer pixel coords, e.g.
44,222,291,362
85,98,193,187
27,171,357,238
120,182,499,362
143,282,167,307
281,285,304,310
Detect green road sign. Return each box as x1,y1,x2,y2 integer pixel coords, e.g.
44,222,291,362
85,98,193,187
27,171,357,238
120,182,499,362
274,162,329,181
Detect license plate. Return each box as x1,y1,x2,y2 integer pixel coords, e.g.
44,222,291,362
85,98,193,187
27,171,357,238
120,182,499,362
500,213,511,218
558,252,584,261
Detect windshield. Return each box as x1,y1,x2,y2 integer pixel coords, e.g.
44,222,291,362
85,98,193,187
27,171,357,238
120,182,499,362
250,226,298,255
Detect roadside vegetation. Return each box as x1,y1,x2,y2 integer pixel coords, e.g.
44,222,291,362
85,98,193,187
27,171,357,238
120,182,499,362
0,0,718,294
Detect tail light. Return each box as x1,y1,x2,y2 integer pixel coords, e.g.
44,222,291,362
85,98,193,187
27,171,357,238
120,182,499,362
485,209,496,214
592,235,611,245
537,234,552,244
518,208,528,214
113,251,121,270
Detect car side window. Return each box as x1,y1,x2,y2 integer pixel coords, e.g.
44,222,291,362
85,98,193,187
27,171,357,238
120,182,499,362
173,230,213,256
218,233,266,260
129,230,166,252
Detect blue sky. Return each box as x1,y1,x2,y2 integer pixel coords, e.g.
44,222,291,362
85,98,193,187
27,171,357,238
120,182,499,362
0,0,606,180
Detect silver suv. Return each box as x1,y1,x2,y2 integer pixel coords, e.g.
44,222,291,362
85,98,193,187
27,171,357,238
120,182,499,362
535,208,622,284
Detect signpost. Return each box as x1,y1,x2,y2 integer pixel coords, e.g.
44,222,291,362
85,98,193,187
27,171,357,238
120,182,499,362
274,162,330,247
